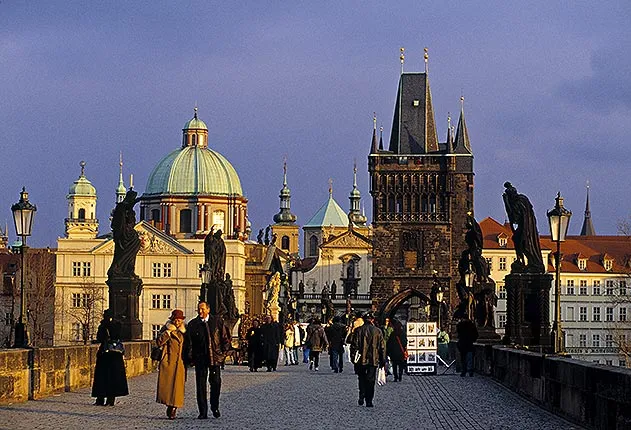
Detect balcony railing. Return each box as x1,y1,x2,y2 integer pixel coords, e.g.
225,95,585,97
291,291,370,301
565,347,620,354
374,212,448,223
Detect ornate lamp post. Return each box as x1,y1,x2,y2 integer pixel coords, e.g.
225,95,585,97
436,287,444,329
547,192,571,354
11,187,36,348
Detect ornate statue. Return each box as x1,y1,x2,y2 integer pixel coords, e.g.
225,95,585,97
204,228,226,282
503,182,545,273
221,273,239,320
321,282,330,300
330,280,337,299
257,229,264,244
464,213,490,282
298,280,305,298
264,272,281,315
108,190,141,280
264,225,271,245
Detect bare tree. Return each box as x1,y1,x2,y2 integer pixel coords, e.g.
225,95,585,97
25,248,56,347
65,278,105,344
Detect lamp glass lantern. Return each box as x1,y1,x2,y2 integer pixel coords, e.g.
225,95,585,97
547,193,572,243
12,187,36,240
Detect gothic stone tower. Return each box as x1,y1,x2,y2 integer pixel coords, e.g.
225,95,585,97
369,70,474,311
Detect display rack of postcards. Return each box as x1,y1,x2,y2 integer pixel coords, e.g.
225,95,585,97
406,321,438,375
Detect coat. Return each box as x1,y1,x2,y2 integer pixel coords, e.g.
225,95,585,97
456,319,479,353
259,322,281,361
306,324,328,352
185,316,231,367
324,322,347,350
350,322,385,367
91,318,129,398
156,320,187,408
284,327,295,348
386,331,407,363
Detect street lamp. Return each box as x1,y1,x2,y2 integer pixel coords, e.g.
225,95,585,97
436,287,444,329
547,192,571,354
11,187,36,348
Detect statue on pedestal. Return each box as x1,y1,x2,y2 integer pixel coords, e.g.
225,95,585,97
202,229,239,322
108,190,141,282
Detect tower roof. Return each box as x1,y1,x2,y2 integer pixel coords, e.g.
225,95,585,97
183,107,208,130
304,194,349,228
388,73,439,154
453,97,472,154
68,161,97,197
580,184,596,236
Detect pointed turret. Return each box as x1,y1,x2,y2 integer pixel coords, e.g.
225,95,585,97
378,126,384,151
453,96,472,154
446,113,454,153
116,152,127,203
348,161,367,226
273,160,297,224
272,159,299,253
580,182,596,236
370,113,379,154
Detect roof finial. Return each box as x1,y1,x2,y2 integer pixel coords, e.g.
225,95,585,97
80,160,86,176
424,47,429,73
283,156,288,186
328,178,333,197
194,105,198,119
119,151,123,172
353,160,358,188
373,112,377,130
447,112,451,129
460,94,465,110
400,47,405,74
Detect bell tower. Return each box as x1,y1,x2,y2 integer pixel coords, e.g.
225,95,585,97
271,159,299,255
66,161,99,239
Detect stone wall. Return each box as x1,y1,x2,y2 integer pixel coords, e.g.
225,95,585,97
469,343,631,430
0,341,153,404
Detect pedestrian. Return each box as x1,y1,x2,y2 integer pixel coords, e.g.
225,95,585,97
283,322,296,365
246,319,263,372
385,318,407,382
456,318,478,377
306,317,328,371
325,316,347,373
382,318,393,375
155,309,187,419
185,301,231,419
260,315,281,371
292,319,302,365
350,312,385,407
91,309,129,406
437,327,450,364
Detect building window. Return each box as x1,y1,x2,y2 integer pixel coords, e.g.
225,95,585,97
578,259,587,271
579,280,587,295
486,257,493,271
498,314,506,328
593,307,601,322
592,334,600,347
82,262,91,277
606,334,613,347
499,257,507,271
620,360,627,367
71,322,82,341
593,360,600,364
604,259,612,271
309,235,319,257
498,284,506,299
152,294,161,309
593,280,601,295
73,261,91,277
72,262,81,277
152,324,162,339
567,280,575,295
620,308,627,322
180,209,192,233
153,262,161,277
281,235,290,250
606,307,614,322
71,293,91,308
606,360,613,366
151,209,161,222
579,307,587,322
162,294,171,309
212,210,225,233
579,334,587,347
620,281,627,296
606,280,615,295
164,263,172,278
566,306,574,322
498,237,507,247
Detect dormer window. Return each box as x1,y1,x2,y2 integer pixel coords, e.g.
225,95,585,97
497,233,508,248
499,237,507,247
604,259,613,271
577,258,587,271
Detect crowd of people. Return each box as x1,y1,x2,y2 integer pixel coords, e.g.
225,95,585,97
91,304,476,420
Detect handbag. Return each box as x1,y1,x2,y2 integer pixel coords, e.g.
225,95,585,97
106,341,125,354
396,336,408,360
352,350,361,364
377,367,387,386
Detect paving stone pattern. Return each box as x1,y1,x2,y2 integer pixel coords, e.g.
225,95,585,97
0,364,585,430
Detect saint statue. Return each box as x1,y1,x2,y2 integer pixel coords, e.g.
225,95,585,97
108,190,141,280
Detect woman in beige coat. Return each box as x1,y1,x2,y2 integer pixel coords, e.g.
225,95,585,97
156,309,187,419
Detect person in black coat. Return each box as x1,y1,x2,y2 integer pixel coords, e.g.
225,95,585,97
325,316,347,373
91,309,129,406
385,319,407,382
246,319,263,371
259,315,281,371
456,318,478,377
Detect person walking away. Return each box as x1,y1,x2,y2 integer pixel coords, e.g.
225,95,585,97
246,319,263,371
92,309,128,406
325,316,346,373
350,312,385,407
456,318,478,377
382,318,393,375
437,327,450,364
292,320,302,365
156,309,187,419
185,302,231,419
283,322,296,365
306,318,328,371
385,319,407,382
260,315,281,371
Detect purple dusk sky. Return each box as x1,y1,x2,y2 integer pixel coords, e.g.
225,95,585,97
1,1,630,248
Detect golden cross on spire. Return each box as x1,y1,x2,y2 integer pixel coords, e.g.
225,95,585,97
194,105,198,119
373,112,377,130
424,47,429,73
80,160,86,176
400,47,405,74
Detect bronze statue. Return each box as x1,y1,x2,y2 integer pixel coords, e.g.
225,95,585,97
221,273,239,320
503,182,545,273
464,213,490,282
204,228,226,282
108,190,141,279
257,229,264,244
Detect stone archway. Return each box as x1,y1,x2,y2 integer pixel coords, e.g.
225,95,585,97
378,288,430,325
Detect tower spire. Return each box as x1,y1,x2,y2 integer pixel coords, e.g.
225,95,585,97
400,47,405,74
424,47,429,74
348,160,367,226
453,95,472,154
370,113,379,153
379,126,384,150
273,158,296,224
329,178,333,198
580,181,596,236
116,151,127,203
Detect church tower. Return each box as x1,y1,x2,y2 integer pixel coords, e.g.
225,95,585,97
66,161,99,239
579,182,596,236
116,152,127,204
271,160,299,254
368,49,474,309
348,161,367,228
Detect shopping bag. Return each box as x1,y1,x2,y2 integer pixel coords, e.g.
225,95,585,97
377,367,387,386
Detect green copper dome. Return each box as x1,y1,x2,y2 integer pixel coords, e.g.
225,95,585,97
183,107,208,130
144,146,243,196
68,162,97,197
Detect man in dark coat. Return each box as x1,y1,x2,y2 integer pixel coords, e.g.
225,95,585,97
185,302,231,419
259,315,281,371
456,318,479,377
325,316,347,373
350,312,385,407
92,309,129,406
246,319,263,371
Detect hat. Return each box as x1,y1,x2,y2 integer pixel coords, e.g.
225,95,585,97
170,309,185,320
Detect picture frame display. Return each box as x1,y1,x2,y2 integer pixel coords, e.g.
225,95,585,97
405,322,438,375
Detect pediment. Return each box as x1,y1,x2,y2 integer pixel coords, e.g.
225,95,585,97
322,230,371,250
92,221,193,255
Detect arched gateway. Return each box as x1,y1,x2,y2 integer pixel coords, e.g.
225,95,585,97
377,288,430,325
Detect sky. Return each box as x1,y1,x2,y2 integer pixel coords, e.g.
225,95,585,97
1,1,630,248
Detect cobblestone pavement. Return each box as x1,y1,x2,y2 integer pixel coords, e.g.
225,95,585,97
0,364,585,430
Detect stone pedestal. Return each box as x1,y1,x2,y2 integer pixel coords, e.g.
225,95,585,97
503,273,553,348
473,281,501,343
268,303,280,322
106,277,143,340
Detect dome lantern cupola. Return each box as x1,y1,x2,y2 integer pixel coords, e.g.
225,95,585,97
348,162,367,226
182,107,209,148
66,161,99,239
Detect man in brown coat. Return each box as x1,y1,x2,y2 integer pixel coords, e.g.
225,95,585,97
156,309,187,419
185,302,231,419
350,312,385,407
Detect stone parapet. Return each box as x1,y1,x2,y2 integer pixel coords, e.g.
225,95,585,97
0,341,154,405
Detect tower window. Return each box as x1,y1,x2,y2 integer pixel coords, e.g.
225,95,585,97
281,235,290,250
309,235,319,257
78,208,86,220
180,209,192,233
151,209,161,222
213,210,225,233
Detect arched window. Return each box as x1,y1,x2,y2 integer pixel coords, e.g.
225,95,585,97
78,208,86,220
347,260,355,279
281,235,290,250
151,209,161,222
212,210,225,233
309,235,319,257
180,209,192,233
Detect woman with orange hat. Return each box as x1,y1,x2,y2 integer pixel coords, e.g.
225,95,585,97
155,309,187,419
